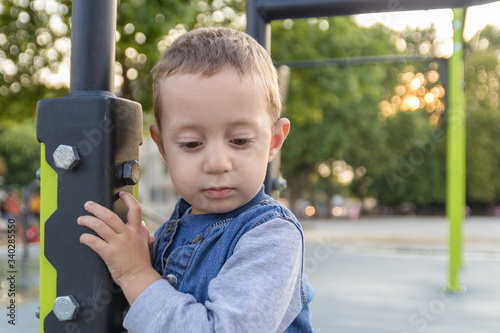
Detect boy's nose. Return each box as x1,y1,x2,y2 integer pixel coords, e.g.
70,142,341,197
203,145,232,174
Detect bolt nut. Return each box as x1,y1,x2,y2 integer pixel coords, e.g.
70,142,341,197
53,145,80,170
272,176,287,192
122,160,141,185
35,305,40,319
53,295,79,321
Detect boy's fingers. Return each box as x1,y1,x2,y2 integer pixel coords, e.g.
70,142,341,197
119,192,142,230
84,201,125,234
79,233,108,257
78,215,115,241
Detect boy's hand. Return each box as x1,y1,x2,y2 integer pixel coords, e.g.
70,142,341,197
78,192,161,304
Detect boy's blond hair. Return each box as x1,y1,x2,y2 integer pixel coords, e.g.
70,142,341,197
151,27,281,129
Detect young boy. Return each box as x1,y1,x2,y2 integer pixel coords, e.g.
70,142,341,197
78,27,314,332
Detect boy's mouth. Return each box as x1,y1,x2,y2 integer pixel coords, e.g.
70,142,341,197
203,187,234,199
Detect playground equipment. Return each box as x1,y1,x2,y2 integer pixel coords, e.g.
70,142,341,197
36,0,495,331
37,0,142,331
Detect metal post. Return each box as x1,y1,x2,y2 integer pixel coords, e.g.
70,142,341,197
446,8,466,292
246,0,270,50
246,0,280,196
70,0,116,93
37,0,143,331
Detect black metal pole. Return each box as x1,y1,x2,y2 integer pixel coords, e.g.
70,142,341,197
247,0,281,196
257,0,495,21
70,0,116,93
37,1,143,332
246,0,270,51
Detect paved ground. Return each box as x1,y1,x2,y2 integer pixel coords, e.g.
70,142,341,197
302,216,500,253
1,216,499,332
303,216,500,333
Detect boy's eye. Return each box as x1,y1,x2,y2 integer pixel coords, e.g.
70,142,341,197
180,142,202,150
230,138,251,147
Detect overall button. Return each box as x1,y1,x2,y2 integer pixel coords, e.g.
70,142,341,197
166,274,178,287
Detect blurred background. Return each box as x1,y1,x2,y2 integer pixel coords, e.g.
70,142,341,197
1,0,500,332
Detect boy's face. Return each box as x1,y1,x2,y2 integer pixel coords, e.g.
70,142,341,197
151,68,289,214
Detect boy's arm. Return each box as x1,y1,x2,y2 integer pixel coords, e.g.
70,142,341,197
124,218,304,333
77,192,162,305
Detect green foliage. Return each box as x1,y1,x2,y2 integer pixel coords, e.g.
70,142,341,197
465,25,500,204
272,18,397,179
370,126,446,205
366,26,448,206
272,18,444,208
0,0,71,120
0,118,39,185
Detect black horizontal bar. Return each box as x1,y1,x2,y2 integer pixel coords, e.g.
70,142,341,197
275,54,439,69
257,0,497,21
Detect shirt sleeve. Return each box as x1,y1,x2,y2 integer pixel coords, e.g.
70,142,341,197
123,218,304,333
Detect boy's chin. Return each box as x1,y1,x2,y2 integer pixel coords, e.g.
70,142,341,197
191,201,242,215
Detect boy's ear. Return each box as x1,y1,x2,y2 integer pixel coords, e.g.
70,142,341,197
150,124,167,163
268,118,290,162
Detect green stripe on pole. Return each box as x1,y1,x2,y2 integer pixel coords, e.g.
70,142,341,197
446,8,466,292
39,143,58,332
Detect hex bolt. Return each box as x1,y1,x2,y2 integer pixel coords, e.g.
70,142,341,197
272,176,287,192
53,145,80,170
122,160,141,185
35,305,40,319
36,168,41,180
53,295,80,321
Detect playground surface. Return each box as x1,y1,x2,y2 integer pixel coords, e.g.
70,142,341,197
1,216,499,332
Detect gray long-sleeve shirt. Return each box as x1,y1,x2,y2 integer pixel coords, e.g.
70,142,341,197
123,218,304,332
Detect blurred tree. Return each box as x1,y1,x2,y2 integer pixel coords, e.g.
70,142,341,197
465,25,500,207
369,62,447,207
0,118,39,185
272,18,444,212
0,0,71,121
0,0,247,122
366,27,448,209
374,24,500,210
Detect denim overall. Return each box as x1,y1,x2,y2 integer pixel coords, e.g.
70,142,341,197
152,187,315,332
